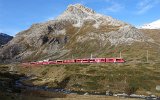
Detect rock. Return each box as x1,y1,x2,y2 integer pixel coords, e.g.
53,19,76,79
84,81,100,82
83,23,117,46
84,92,89,95
156,85,160,91
106,91,113,96
146,91,152,95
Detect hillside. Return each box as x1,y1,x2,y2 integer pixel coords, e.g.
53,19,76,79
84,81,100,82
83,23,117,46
0,33,13,47
0,4,158,63
140,29,160,44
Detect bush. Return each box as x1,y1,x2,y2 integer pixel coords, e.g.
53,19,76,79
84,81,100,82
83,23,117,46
125,82,139,95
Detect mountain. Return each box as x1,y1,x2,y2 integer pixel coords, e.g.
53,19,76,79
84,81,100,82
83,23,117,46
0,4,158,63
140,19,160,29
0,33,13,47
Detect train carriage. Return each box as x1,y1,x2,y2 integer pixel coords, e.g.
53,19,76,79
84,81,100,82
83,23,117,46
56,60,64,64
42,61,49,65
75,59,90,63
75,59,82,63
115,58,125,63
90,58,106,63
63,59,75,63
106,58,116,63
48,61,57,64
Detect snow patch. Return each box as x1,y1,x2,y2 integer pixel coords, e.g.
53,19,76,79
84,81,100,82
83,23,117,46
140,19,160,29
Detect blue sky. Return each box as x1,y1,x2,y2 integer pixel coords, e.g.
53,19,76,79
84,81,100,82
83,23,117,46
0,0,160,36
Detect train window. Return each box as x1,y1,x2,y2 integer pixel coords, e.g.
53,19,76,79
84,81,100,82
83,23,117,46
57,60,63,62
109,59,114,61
116,59,122,61
101,59,105,61
90,59,95,61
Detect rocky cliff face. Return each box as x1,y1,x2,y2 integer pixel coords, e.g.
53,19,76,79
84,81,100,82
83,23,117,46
0,4,157,63
0,33,13,47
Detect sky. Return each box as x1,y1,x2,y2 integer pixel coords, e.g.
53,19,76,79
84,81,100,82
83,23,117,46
0,0,160,36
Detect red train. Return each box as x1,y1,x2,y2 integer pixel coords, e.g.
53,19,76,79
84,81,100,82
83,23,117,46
26,58,125,65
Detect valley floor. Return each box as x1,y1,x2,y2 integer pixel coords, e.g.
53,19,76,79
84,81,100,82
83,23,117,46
0,62,160,100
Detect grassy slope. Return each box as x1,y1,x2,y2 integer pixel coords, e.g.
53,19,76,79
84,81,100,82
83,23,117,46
0,64,151,100
18,62,160,96
140,29,160,44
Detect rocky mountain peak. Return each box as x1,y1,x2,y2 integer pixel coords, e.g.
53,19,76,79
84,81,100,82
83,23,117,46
57,4,98,21
66,4,95,15
57,4,126,28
